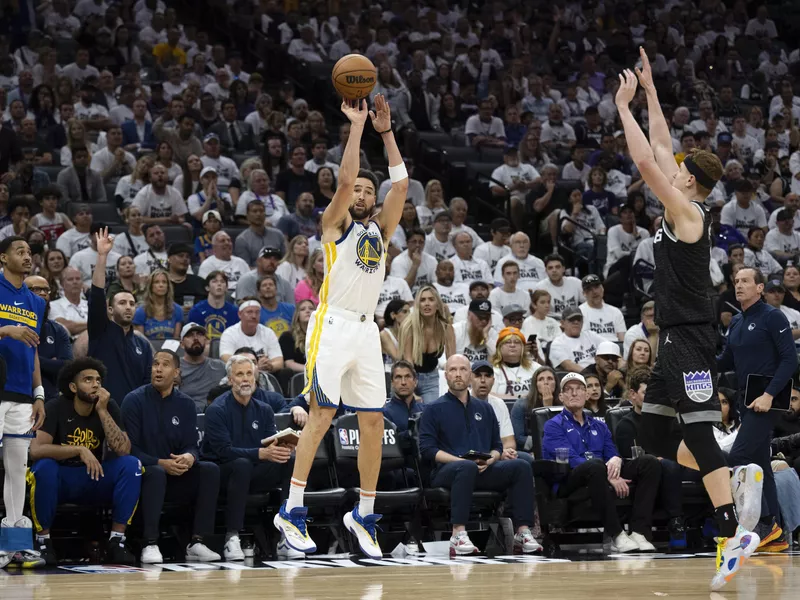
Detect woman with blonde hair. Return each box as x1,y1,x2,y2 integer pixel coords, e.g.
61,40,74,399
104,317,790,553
294,248,324,305
115,154,153,206
60,118,97,166
416,179,447,232
510,366,560,450
521,290,561,363
276,234,309,288
278,299,315,390
400,285,455,403
239,157,264,190
491,327,541,399
132,270,183,340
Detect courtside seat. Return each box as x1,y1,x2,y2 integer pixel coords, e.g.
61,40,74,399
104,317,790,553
604,406,632,441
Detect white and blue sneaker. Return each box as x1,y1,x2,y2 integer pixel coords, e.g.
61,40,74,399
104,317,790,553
730,464,763,532
710,525,760,591
276,535,306,559
273,503,317,553
343,504,382,559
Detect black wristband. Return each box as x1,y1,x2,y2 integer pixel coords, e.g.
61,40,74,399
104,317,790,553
377,128,392,135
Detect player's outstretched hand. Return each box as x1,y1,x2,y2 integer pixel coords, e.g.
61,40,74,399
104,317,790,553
635,46,655,92
95,226,114,256
615,69,638,108
369,93,392,132
340,98,369,126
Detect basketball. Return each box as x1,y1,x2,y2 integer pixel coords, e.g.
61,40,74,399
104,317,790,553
332,54,377,100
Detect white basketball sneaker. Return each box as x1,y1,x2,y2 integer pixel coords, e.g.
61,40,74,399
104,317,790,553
730,464,763,532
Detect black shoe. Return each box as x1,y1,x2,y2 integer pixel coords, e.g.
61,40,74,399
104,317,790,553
668,517,687,551
104,536,136,565
36,537,57,566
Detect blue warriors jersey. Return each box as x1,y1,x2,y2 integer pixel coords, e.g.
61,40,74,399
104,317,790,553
0,273,46,401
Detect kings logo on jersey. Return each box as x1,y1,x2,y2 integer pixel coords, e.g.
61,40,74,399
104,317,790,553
683,371,713,403
355,230,383,274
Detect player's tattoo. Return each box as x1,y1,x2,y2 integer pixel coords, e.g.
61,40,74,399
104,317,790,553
99,409,130,455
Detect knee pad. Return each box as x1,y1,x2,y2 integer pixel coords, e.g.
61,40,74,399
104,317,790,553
681,422,727,476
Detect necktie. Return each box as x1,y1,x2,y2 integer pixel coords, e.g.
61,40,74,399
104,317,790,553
229,123,239,148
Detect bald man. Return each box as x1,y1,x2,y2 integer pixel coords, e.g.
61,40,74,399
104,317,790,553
492,232,546,291
418,354,542,556
24,276,72,401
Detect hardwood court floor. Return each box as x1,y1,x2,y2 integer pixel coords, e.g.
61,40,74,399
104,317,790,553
2,552,799,600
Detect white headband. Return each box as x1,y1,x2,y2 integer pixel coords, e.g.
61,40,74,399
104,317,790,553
238,300,260,312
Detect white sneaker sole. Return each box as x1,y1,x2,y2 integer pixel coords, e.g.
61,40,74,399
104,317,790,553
277,547,307,560
272,514,317,553
732,465,763,532
224,551,245,561
710,531,761,591
344,511,382,559
186,551,221,563
140,554,162,564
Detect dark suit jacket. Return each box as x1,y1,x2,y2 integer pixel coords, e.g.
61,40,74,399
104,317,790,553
121,119,157,150
56,166,107,204
209,119,256,153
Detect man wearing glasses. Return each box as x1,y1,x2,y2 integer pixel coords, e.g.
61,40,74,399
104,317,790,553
24,275,73,401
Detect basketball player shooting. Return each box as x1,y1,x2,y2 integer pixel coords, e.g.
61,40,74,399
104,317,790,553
616,48,759,590
273,95,408,558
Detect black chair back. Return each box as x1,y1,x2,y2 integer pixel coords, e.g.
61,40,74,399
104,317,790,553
332,413,405,470
605,406,632,443
530,406,563,459
289,372,306,398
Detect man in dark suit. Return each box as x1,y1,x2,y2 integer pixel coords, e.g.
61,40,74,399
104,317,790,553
209,99,256,153
121,98,157,152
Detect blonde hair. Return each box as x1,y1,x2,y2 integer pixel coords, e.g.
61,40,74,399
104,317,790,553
424,179,446,209
292,299,315,353
491,334,533,369
399,285,451,366
279,235,310,270
143,270,175,320
690,149,723,197
306,248,325,294
66,118,91,153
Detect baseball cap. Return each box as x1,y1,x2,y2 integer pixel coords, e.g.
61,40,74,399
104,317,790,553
560,372,587,391
490,217,511,233
433,210,452,223
765,279,785,292
259,246,283,259
501,304,525,317
167,243,193,257
596,340,622,358
202,209,221,224
561,306,583,320
469,299,492,315
471,360,493,375
504,145,519,155
203,132,220,143
581,274,602,289
200,166,217,178
717,132,733,145
180,322,206,339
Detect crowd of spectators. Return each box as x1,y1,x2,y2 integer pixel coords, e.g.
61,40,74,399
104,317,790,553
2,0,800,563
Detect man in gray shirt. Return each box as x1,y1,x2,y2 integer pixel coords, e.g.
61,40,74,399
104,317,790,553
236,247,293,303
234,199,286,266
178,322,227,412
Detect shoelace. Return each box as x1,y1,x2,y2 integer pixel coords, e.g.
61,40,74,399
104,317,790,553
288,511,312,536
360,514,383,542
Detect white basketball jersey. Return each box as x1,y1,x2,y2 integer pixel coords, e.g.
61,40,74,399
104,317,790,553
320,219,386,314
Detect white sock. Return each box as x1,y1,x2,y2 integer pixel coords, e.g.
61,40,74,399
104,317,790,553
286,478,306,512
3,437,31,524
359,491,376,516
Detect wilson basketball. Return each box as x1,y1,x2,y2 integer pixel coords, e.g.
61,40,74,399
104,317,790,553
332,54,377,100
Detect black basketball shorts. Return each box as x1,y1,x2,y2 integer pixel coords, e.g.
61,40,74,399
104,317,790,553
642,323,721,425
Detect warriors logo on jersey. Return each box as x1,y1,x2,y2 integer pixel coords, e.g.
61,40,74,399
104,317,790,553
355,230,383,273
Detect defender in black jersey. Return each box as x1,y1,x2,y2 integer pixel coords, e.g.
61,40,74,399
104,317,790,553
617,51,760,592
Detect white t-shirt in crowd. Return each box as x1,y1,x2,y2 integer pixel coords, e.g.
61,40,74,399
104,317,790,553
114,175,146,206
540,121,576,146
450,255,493,284
493,254,546,290
61,62,100,85
134,249,168,275
131,185,188,220
69,247,121,284
549,330,606,370
605,224,650,275
464,115,506,143
489,287,531,316
491,363,540,399
424,234,456,261
235,191,288,226
623,323,649,361
534,277,585,318
452,320,498,363
375,276,414,318
113,231,148,257
452,306,504,331
486,394,514,439
390,250,438,293
473,242,511,270
490,164,540,194
579,302,625,341
201,155,240,188
415,205,446,232
743,247,782,277
764,228,800,257
197,255,251,290
55,229,91,258
49,296,89,325
449,223,482,248
719,200,768,237
90,147,136,176
434,282,470,314
275,262,306,289
219,322,282,359
521,314,562,363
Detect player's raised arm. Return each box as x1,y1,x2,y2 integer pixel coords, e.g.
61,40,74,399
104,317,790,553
635,47,679,179
322,100,369,233
371,94,408,241
616,70,701,240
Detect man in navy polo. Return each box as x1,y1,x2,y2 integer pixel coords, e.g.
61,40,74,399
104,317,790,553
418,354,542,557
542,372,660,553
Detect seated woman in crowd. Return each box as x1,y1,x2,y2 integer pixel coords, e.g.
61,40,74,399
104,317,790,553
511,365,560,452
156,141,181,183
174,154,204,199
584,373,609,419
42,248,67,300
381,299,410,374
313,166,336,208
389,201,421,251
399,285,455,404
60,118,97,166
624,339,653,375
521,290,561,364
294,248,324,305
491,327,542,400
133,270,183,341
115,155,154,208
782,264,800,312
559,186,605,271
277,299,315,393
416,179,447,232
276,234,309,288
106,255,142,304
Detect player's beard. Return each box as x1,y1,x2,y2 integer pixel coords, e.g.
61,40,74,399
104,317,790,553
76,389,98,404
349,203,372,220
